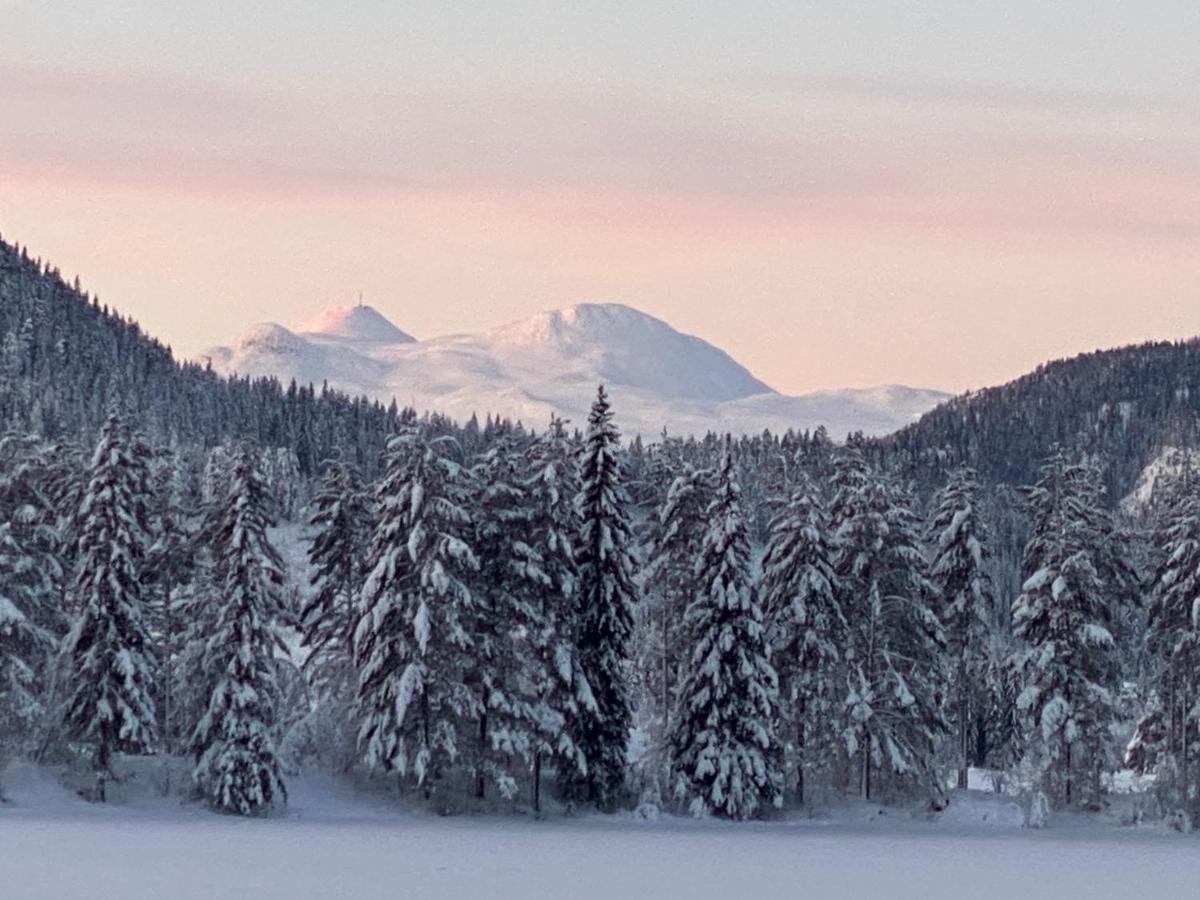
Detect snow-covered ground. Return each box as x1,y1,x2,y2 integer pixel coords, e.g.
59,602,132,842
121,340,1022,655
3,761,1198,899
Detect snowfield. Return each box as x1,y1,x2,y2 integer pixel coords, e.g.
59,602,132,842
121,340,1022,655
4,762,1199,899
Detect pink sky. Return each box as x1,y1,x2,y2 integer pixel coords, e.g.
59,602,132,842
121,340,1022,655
2,6,1199,394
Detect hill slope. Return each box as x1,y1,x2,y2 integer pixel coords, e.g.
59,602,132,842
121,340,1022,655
885,338,1200,496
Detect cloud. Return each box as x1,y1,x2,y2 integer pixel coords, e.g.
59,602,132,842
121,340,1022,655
2,64,1198,241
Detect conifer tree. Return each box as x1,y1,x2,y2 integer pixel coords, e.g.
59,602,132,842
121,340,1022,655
191,446,288,815
671,448,782,819
522,417,595,812
927,467,993,790
641,460,714,769
0,521,54,791
1011,451,1121,809
1133,462,1200,813
761,470,842,804
354,427,480,792
62,411,158,800
144,447,197,754
564,386,638,808
830,447,946,802
468,431,543,799
301,459,371,696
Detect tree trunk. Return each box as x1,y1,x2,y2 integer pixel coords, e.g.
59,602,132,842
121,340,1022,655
532,752,542,814
796,712,806,806
957,657,969,790
475,713,488,800
95,740,110,803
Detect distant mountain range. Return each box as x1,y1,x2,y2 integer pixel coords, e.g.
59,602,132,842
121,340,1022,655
201,302,950,438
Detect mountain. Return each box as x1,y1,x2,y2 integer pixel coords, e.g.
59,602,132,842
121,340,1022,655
299,305,416,344
884,338,1200,499
202,301,949,438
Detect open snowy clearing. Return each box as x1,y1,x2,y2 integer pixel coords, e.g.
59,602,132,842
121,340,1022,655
3,764,1199,899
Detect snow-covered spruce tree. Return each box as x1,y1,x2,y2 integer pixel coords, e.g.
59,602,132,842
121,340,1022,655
1133,462,1200,815
0,521,54,792
670,447,783,819
761,470,842,805
522,417,595,812
300,460,369,700
563,386,638,808
62,411,158,801
354,426,481,795
0,435,67,639
927,467,993,790
830,447,946,803
467,430,544,800
191,446,288,815
640,460,714,776
144,447,197,755
0,436,66,768
1011,451,1122,810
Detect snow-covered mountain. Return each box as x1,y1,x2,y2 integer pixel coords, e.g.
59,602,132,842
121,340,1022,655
201,302,949,438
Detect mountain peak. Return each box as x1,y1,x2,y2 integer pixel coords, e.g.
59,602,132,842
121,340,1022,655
299,304,415,343
487,302,774,403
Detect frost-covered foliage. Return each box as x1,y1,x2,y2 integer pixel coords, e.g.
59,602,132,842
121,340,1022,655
521,417,595,809
564,386,638,808
1011,451,1126,809
143,446,197,753
761,470,842,804
467,429,545,800
671,449,782,819
830,447,946,803
0,436,64,779
1130,461,1200,816
640,457,714,780
927,467,993,789
0,521,54,785
62,411,158,797
354,426,481,792
301,459,371,695
191,446,288,815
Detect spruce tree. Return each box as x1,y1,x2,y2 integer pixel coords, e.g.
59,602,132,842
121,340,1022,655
191,446,288,815
144,447,196,755
0,435,64,776
62,411,158,800
523,417,595,812
1135,462,1200,814
761,470,842,804
1011,451,1121,809
565,386,638,808
301,459,371,698
0,521,54,791
354,427,480,792
468,431,542,800
671,448,782,819
830,447,946,802
927,467,993,790
641,461,714,773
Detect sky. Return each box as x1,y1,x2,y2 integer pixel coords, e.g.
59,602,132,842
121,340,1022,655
1,2,1198,394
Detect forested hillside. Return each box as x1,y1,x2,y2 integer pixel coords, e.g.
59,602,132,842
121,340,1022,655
0,236,404,477
885,339,1200,499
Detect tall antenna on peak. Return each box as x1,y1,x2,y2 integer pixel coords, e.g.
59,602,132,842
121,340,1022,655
357,290,364,309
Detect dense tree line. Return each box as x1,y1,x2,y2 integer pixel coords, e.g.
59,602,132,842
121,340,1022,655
4,388,1191,825
3,236,1200,824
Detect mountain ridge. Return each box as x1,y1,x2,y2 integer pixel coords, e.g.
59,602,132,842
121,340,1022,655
203,301,950,438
